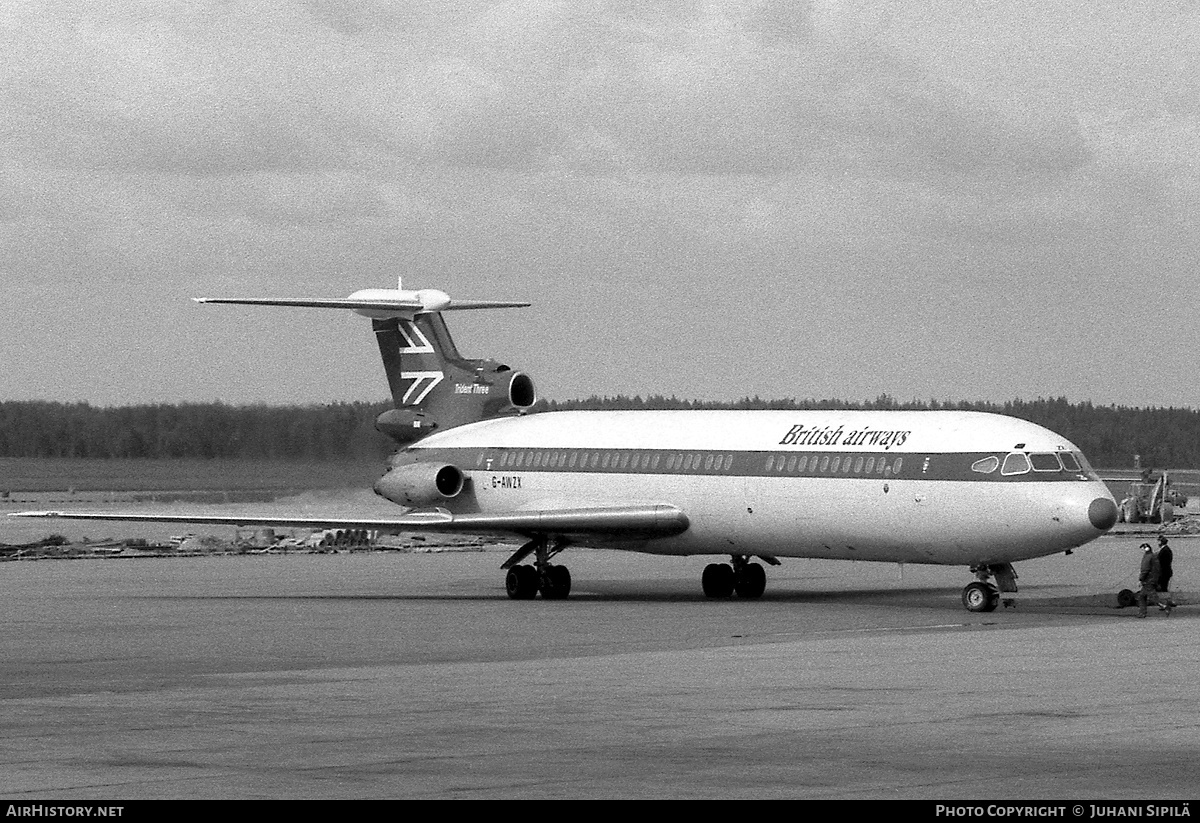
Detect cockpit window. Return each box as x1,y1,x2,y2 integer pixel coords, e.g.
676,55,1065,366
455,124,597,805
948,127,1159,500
1001,452,1031,475
1059,452,1082,472
971,456,1000,474
1029,453,1063,472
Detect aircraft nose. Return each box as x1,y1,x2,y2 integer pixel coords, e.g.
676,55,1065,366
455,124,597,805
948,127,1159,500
1088,497,1118,531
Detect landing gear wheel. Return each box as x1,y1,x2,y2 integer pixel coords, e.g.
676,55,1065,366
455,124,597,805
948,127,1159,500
702,563,735,598
962,581,999,613
506,565,539,600
539,564,572,600
734,562,766,599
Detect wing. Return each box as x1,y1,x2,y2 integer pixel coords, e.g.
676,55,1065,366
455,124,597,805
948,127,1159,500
10,505,689,540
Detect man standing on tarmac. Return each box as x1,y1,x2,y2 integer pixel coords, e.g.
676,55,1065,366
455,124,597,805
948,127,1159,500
1156,535,1175,613
1137,543,1163,618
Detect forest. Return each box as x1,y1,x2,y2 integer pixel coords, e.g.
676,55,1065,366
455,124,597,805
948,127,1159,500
1,396,1198,469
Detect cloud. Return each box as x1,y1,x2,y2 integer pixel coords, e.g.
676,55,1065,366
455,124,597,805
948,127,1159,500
0,1,1196,406
6,2,1093,180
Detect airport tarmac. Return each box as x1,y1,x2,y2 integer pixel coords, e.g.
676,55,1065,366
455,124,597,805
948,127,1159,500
1,535,1197,800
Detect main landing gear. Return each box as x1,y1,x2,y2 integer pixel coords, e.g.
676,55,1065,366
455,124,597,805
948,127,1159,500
961,563,1018,613
702,555,778,599
503,536,571,600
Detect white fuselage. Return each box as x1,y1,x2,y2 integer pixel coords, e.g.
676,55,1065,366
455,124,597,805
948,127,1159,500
398,409,1117,567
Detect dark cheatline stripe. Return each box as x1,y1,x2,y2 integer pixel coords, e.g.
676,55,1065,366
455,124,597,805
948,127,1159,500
402,446,1099,484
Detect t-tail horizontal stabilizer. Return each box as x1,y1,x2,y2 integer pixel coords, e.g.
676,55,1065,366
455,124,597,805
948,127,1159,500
193,277,529,320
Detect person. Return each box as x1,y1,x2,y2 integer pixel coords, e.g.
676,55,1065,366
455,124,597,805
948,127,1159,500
1137,543,1162,618
1156,535,1175,613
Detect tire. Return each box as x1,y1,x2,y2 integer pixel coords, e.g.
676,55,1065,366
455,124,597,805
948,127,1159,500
540,565,572,600
702,563,735,598
962,581,999,613
734,563,766,599
506,565,538,600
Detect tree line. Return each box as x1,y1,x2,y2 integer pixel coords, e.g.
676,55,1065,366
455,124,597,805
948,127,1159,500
2,396,1198,469
0,401,393,461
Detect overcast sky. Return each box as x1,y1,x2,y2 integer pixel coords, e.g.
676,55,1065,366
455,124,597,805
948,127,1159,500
2,1,1197,409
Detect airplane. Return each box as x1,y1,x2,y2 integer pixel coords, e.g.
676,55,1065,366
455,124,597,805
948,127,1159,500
14,279,1120,612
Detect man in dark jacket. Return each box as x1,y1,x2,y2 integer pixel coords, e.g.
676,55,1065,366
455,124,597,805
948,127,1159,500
1138,543,1162,618
1156,535,1175,612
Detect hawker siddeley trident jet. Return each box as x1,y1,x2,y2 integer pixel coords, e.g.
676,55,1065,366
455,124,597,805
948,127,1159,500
15,279,1119,611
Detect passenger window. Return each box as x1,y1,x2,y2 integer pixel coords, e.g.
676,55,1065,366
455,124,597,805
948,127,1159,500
704,454,714,471
1001,453,1031,475
853,456,864,473
765,455,777,472
830,456,841,472
602,452,612,469
893,457,903,475
797,455,808,473
864,456,875,474
1030,453,1062,472
971,456,1000,474
786,455,798,472
819,456,830,472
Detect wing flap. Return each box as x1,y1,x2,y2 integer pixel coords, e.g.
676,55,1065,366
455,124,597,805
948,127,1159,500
10,505,689,538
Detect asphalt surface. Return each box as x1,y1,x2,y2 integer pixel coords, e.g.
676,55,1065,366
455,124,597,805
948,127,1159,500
1,535,1197,799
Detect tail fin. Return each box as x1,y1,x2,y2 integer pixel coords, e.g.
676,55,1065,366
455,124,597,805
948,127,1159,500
193,282,534,444
372,312,536,443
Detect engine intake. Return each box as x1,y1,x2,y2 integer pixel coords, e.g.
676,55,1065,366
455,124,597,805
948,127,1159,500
505,371,536,409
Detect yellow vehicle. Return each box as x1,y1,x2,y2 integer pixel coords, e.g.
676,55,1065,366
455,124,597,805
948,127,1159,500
1117,471,1185,524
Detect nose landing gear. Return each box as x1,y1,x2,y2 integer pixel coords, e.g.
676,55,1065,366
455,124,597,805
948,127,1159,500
962,563,1018,612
